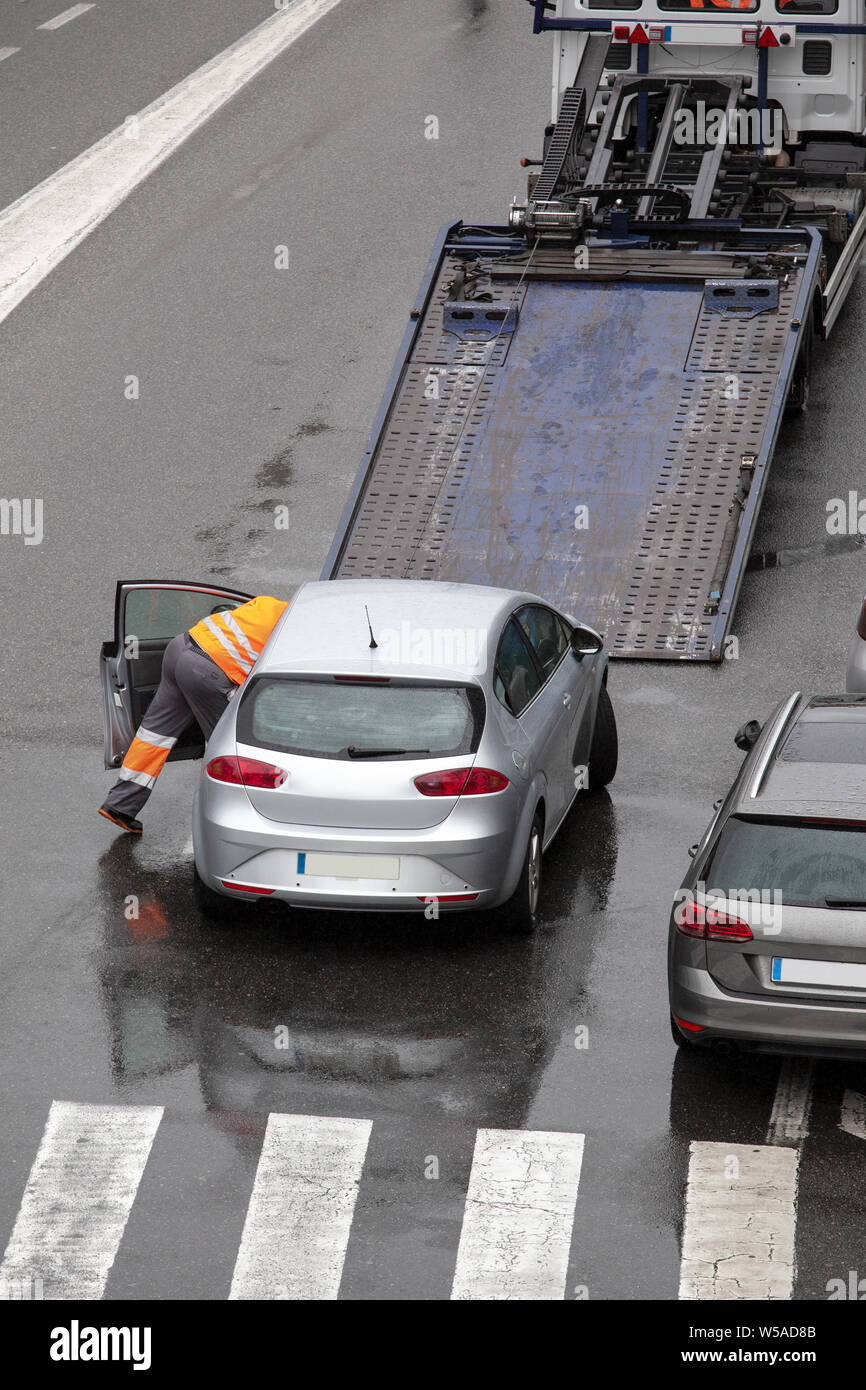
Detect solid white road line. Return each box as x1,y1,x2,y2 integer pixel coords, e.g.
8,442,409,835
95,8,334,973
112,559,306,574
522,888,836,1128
0,0,344,327
38,4,95,30
766,1057,815,1145
0,48,21,62
229,1113,372,1301
450,1129,584,1301
679,1141,799,1300
0,1101,163,1300
839,1088,866,1141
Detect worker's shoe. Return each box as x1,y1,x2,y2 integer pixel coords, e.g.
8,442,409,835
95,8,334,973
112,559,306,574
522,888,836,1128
98,805,143,836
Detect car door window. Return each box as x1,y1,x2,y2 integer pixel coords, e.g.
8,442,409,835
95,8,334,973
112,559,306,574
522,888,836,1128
494,619,543,716
515,605,569,678
123,587,247,643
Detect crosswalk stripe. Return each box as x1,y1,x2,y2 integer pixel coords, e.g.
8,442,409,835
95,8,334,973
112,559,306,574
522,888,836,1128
0,1101,163,1300
229,1113,372,1301
679,1141,799,1300
450,1128,584,1301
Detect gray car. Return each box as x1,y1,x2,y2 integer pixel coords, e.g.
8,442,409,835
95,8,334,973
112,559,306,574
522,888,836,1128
102,578,618,931
669,691,866,1057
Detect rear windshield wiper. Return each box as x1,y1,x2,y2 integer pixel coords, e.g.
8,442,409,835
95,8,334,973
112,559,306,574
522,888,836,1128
824,896,866,909
345,746,430,759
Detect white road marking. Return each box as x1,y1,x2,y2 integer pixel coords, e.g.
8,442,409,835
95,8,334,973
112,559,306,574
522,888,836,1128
450,1128,584,1301
839,1088,866,1141
0,0,343,327
38,3,95,30
0,48,21,62
229,1113,371,1301
679,1142,799,1300
766,1057,815,1145
0,1101,163,1300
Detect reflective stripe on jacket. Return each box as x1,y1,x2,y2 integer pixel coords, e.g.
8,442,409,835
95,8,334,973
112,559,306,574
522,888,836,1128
187,595,288,684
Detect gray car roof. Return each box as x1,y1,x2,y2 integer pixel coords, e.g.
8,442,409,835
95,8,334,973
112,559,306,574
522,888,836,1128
735,694,866,821
257,579,563,681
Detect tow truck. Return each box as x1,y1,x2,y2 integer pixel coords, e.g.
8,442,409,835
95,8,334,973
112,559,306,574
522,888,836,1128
322,0,866,660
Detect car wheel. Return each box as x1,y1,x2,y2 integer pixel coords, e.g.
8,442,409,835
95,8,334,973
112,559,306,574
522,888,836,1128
588,684,618,790
501,811,544,935
192,865,249,922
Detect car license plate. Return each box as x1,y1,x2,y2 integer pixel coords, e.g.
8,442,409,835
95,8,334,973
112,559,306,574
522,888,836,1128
296,851,400,881
771,957,866,989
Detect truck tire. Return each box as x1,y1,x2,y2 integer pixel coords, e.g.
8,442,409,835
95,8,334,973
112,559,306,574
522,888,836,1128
501,811,544,935
588,685,618,790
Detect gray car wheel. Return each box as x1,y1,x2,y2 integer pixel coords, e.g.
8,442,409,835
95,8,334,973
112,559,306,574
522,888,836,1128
502,811,543,935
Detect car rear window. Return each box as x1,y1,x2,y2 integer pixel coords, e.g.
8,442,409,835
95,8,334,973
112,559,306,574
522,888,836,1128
704,816,866,908
237,677,485,761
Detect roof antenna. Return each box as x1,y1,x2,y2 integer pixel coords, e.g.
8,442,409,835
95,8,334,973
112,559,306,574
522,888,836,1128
365,605,378,649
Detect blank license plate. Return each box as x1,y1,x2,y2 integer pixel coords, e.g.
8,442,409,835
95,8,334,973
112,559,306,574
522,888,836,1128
772,957,866,990
297,851,400,881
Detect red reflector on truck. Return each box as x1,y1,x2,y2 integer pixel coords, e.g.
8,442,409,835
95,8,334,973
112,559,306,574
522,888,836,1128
676,899,753,942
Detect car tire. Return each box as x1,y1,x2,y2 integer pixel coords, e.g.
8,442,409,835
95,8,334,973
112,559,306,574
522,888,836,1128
501,811,544,935
192,865,249,922
588,684,618,790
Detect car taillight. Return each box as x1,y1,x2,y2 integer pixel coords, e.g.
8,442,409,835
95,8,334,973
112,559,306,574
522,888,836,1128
206,756,287,788
676,899,753,942
413,767,509,796
857,597,866,641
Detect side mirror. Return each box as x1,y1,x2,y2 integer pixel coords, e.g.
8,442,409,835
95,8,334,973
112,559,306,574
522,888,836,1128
734,719,762,752
570,624,604,658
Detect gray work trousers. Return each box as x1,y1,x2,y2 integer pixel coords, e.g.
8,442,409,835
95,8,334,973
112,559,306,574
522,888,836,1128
104,632,235,817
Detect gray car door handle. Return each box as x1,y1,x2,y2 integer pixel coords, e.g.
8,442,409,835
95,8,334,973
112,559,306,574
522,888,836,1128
562,693,572,708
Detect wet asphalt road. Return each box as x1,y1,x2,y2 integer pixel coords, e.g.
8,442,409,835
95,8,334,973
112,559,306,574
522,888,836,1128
2,0,866,1302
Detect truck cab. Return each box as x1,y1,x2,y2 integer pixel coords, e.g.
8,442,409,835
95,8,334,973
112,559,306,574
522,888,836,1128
549,0,866,145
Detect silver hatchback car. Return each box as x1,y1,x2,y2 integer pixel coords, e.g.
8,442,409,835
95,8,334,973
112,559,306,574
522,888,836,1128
191,578,616,929
101,577,617,931
669,692,866,1057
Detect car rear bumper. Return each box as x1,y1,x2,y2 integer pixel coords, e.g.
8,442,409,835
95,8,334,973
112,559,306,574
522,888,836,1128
193,784,520,911
671,962,866,1052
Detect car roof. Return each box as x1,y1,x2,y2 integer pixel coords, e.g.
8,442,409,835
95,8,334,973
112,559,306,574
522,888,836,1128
736,694,866,820
257,579,562,680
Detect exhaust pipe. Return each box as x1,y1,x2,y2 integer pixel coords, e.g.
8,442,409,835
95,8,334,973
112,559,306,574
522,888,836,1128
713,1039,739,1057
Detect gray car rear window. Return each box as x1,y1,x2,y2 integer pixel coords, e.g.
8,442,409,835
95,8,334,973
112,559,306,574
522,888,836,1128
704,816,866,908
237,677,485,761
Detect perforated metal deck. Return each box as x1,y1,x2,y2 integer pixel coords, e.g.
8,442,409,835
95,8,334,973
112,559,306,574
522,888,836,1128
327,233,818,660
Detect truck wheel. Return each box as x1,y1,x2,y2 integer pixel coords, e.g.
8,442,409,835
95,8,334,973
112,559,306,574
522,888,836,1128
588,685,618,790
786,314,812,413
501,811,544,935
193,866,249,922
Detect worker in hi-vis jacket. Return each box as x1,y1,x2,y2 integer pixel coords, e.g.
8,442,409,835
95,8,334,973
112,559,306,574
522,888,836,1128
99,595,288,835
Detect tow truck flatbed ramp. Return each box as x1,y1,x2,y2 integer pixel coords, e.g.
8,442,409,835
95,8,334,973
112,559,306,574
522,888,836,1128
324,224,820,660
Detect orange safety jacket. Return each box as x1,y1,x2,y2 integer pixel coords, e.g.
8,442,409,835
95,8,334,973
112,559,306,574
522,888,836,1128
188,595,289,684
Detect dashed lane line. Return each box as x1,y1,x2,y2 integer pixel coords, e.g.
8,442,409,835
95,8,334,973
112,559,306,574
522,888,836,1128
38,4,95,30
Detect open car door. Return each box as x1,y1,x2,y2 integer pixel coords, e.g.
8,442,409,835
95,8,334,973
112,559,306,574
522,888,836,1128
101,580,254,769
